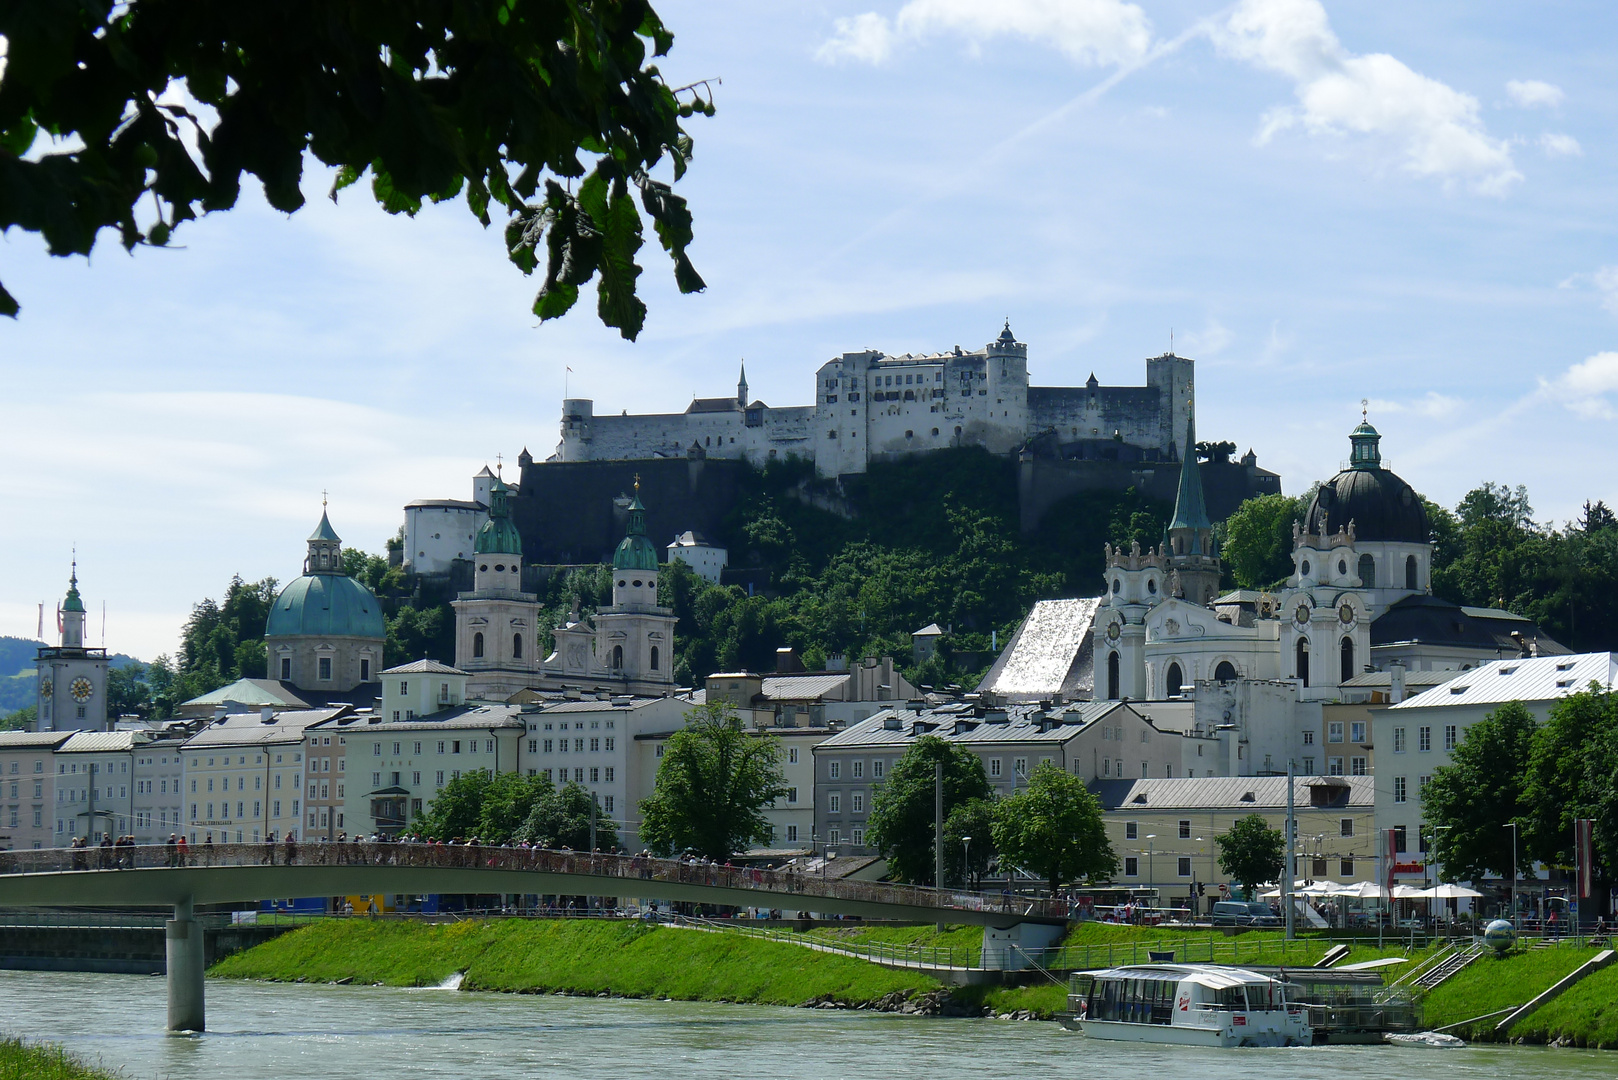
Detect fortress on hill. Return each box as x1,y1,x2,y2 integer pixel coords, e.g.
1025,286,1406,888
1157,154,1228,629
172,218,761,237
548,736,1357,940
554,322,1198,477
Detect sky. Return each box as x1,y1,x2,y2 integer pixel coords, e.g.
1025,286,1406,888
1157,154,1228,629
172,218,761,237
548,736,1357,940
2,0,1616,662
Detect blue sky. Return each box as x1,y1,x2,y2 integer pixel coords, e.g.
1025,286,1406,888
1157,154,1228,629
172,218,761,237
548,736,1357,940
2,0,1616,661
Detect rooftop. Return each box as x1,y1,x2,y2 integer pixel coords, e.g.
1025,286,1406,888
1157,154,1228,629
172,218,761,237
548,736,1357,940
382,659,468,676
0,731,74,750
1091,774,1372,811
182,708,352,750
977,598,1101,700
58,731,141,754
817,699,1136,749
179,678,311,711
1389,653,1618,710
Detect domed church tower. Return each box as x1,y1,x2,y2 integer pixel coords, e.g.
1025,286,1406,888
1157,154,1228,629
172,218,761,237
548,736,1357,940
266,506,386,693
593,480,677,691
453,475,541,699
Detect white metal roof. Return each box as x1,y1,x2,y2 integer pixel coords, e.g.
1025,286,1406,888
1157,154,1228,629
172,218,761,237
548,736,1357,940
1389,653,1618,709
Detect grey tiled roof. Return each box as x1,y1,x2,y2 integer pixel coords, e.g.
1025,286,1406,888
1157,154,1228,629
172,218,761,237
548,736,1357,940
817,699,1131,750
1092,774,1372,811
1390,653,1617,710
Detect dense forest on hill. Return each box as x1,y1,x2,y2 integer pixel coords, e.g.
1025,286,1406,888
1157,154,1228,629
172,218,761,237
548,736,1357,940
27,452,1618,724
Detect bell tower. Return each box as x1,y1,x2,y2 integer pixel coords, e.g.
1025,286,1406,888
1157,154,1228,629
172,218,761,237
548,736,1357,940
1163,410,1222,607
35,560,110,731
595,480,677,691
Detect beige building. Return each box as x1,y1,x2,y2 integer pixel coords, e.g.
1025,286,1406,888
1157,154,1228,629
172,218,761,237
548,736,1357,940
346,704,526,836
1094,774,1377,908
180,708,347,844
0,732,70,849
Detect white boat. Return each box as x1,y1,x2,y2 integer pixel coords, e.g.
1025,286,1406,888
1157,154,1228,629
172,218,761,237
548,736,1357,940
1384,1031,1464,1049
1071,964,1314,1047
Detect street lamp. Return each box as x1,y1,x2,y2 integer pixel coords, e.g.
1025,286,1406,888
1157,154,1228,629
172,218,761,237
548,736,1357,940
1145,835,1156,901
1428,825,1453,935
961,836,972,890
1503,822,1519,929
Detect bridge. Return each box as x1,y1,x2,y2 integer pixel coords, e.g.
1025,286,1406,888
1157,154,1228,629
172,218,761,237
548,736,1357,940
0,843,1070,1031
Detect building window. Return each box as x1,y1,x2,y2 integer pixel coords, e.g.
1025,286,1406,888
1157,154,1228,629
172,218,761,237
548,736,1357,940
1125,821,1138,840
1166,662,1183,698
788,747,799,765
1329,757,1344,776
829,793,840,813
360,659,371,682
1340,637,1354,683
604,767,615,782
786,787,798,804
989,758,1001,778
1419,726,1432,752
1393,776,1407,803
1178,820,1191,839
512,633,523,660
1107,651,1120,700
1393,727,1406,753
851,792,864,813
1177,857,1192,877
1302,730,1314,745
1358,553,1376,588
1014,757,1027,779
318,657,332,681
1102,758,1112,777
1340,817,1354,837
650,646,659,671
1312,857,1328,878
1340,857,1355,877
1393,824,1408,853
1296,637,1309,685
655,745,664,758
280,657,292,680
1406,554,1418,591
1351,757,1367,775
1444,725,1458,750
1328,722,1343,743
590,738,600,752
786,825,799,843
1302,756,1315,774
852,760,864,779
473,632,484,659
872,759,884,779
829,829,841,846
590,767,599,782
611,645,623,669
1124,856,1138,877
1419,774,1431,793
829,761,840,780
1350,721,1366,743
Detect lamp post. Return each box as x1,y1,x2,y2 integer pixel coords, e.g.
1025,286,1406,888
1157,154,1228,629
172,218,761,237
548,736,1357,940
1145,835,1156,902
1428,825,1452,936
961,836,972,890
1504,821,1519,929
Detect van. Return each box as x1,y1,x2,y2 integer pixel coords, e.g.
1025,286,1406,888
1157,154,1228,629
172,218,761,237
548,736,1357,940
1212,900,1281,927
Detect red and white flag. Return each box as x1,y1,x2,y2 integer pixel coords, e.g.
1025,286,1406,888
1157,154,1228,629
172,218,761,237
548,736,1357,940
1576,818,1595,899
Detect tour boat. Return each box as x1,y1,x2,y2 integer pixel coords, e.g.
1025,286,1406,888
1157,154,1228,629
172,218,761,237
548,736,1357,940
1070,964,1314,1047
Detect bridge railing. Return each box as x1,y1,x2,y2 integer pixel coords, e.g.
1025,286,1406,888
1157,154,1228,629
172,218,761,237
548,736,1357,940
0,842,1069,920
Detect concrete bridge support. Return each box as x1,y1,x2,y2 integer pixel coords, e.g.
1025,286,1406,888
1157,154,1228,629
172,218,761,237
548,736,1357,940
982,922,1065,970
165,897,205,1033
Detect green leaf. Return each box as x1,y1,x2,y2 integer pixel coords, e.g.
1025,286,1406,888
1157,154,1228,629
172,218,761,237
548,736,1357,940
149,222,171,246
329,164,365,203
0,119,40,158
595,177,647,339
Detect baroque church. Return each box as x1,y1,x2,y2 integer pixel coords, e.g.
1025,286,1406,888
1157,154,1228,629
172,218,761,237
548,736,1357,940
264,508,387,696
452,477,677,699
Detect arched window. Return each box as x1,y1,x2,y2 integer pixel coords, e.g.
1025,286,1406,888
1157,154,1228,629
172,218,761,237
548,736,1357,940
1340,636,1354,683
612,645,624,670
1166,663,1183,698
1296,638,1310,687
1107,652,1120,700
512,633,523,660
1406,554,1418,590
473,632,484,659
1214,660,1237,683
650,645,660,671
1358,553,1376,588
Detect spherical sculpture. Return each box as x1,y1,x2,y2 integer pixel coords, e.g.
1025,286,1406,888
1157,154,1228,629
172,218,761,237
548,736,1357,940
1483,918,1516,954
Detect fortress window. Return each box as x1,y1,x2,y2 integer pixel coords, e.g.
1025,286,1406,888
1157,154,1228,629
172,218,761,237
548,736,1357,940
955,426,962,436
905,430,913,438
931,428,939,436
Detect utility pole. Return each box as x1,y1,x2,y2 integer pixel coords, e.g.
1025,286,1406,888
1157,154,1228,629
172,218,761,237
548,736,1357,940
934,760,944,932
590,793,598,854
1284,760,1295,941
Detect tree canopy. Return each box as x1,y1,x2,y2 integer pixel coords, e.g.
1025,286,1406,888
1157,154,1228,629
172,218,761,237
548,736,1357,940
409,768,616,847
637,702,786,859
0,0,707,333
990,762,1116,895
1221,493,1305,589
1423,700,1538,882
866,736,992,886
1214,813,1285,897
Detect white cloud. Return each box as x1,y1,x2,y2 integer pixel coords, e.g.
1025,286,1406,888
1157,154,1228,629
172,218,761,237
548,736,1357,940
1365,392,1464,420
1507,79,1564,108
1539,132,1582,158
1180,320,1233,356
1540,352,1618,419
1212,0,1519,195
1593,267,1618,313
816,0,1152,68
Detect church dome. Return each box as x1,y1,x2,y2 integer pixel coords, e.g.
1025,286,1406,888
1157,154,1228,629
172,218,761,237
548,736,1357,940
266,574,385,640
1303,421,1429,544
612,490,659,571
474,476,522,555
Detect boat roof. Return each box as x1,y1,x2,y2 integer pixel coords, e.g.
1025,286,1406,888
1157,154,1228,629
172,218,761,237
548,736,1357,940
1087,963,1276,989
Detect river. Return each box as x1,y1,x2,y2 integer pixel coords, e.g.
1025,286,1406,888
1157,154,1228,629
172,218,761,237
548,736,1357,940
3,971,1612,1080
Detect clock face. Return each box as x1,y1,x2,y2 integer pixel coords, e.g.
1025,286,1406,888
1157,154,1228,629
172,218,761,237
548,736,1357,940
1339,604,1355,624
1107,621,1121,641
39,679,53,699
70,677,94,704
1295,604,1311,625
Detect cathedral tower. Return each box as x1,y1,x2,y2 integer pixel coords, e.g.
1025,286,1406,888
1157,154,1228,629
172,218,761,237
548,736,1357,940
452,475,541,699
594,481,677,691
1163,412,1222,607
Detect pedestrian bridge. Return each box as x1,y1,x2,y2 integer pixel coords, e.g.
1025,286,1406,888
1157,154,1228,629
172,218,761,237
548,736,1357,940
0,843,1070,1031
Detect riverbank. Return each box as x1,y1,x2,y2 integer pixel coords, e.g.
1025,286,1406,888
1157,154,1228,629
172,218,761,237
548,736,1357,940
1423,945,1618,1048
0,1036,117,1080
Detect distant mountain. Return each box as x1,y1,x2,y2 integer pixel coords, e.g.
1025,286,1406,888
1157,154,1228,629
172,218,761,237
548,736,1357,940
0,637,143,716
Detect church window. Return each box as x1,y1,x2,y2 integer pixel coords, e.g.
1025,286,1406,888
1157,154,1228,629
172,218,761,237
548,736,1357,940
1111,578,1120,594
1214,661,1237,683
1296,638,1310,686
473,633,485,659
1338,559,1346,575
612,645,624,670
480,564,488,572
1340,636,1355,683
618,580,626,588
705,436,710,446
650,646,660,671
280,658,292,680
512,633,523,659
1165,663,1183,698
1358,554,1376,587
632,580,642,588
318,657,332,681
1300,559,1310,577
494,564,504,572
1406,555,1418,590
360,659,370,682
1146,578,1156,594
1106,652,1120,700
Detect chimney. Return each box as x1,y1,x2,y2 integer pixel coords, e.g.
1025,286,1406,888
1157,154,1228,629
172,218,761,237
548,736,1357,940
1389,660,1406,705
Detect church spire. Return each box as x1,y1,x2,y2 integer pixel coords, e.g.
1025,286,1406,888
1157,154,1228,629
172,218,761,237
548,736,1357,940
1168,412,1211,536
738,361,748,407
60,559,86,648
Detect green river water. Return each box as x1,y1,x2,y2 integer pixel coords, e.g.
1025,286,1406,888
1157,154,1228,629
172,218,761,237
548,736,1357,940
5,970,1613,1080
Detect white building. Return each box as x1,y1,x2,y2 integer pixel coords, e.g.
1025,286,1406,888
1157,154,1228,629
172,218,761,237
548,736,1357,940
382,660,470,723
345,704,526,836
179,708,344,844
1372,653,1618,889
131,734,186,844
54,731,136,843
666,530,727,584
0,732,69,849
404,498,487,574
554,327,1195,478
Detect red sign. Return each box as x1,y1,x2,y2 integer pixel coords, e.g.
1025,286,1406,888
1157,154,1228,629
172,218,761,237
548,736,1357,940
1233,1015,1247,1026
1392,862,1425,875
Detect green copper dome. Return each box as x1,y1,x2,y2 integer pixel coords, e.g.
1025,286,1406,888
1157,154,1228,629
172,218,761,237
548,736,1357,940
61,565,85,613
612,491,659,571
266,574,385,640
474,477,523,556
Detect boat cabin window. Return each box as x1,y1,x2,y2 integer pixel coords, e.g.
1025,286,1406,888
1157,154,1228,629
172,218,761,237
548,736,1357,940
1087,975,1178,1025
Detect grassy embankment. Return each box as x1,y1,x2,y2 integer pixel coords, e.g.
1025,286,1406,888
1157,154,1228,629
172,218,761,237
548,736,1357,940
0,1037,117,1080
1422,945,1618,1047
211,919,938,1007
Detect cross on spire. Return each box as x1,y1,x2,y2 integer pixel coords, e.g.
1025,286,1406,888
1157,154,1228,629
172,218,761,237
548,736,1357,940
1361,398,1369,422
321,489,328,508
496,452,503,478
634,472,641,495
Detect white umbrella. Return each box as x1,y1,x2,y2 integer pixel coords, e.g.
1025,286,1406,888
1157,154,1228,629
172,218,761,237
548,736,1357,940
1300,880,1341,896
1391,885,1428,899
1421,883,1482,899
1334,881,1389,899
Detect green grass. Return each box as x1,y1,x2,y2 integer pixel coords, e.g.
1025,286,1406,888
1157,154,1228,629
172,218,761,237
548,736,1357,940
0,1037,118,1080
1422,946,1597,1037
953,981,1070,1019
798,924,985,963
211,919,941,1008
1512,962,1618,1047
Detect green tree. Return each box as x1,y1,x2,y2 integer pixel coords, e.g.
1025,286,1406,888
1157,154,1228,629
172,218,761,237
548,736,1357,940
0,705,35,732
386,604,455,668
1214,814,1286,897
1221,494,1306,589
867,736,992,886
637,702,786,859
518,781,620,851
106,663,153,720
990,762,1116,895
1522,685,1618,867
0,0,707,331
1423,701,1538,882
473,771,555,843
413,769,497,841
943,797,996,889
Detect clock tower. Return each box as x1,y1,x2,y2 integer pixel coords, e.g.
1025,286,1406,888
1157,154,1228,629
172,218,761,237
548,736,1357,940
35,562,110,731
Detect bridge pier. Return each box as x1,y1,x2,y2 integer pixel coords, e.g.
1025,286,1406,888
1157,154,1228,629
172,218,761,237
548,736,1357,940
165,897,205,1033
982,922,1065,970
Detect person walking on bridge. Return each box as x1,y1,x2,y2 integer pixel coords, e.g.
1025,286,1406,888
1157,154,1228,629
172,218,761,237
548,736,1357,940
166,833,179,868
284,830,298,866
176,834,189,867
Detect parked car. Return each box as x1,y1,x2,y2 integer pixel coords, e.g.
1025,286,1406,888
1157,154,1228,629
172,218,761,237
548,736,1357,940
1211,900,1282,927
